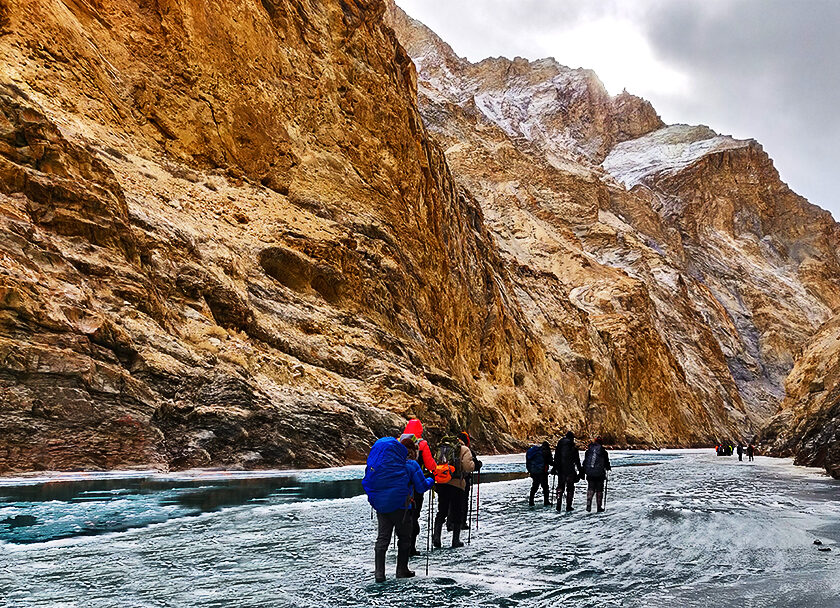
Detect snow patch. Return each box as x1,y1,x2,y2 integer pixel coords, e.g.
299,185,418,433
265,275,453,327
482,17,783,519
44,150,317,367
602,124,750,188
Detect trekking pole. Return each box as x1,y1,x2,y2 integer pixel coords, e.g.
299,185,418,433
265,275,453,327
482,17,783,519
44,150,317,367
603,475,609,512
475,470,480,530
426,487,434,575
468,480,473,544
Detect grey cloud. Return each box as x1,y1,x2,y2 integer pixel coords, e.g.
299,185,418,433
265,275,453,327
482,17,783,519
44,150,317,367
643,0,840,215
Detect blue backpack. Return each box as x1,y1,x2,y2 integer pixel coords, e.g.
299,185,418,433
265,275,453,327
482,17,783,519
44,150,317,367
362,437,411,513
526,445,544,475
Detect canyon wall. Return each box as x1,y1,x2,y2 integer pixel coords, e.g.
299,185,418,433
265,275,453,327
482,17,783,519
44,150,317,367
0,0,545,471
761,315,840,478
0,0,837,472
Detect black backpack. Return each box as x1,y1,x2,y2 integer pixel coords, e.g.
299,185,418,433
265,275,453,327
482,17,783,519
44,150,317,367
583,444,606,476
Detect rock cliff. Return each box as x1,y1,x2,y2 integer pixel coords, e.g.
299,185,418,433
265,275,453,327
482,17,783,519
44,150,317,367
0,0,543,471
1,0,838,473
761,315,840,478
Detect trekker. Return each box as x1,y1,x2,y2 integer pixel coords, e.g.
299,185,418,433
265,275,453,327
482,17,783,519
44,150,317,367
551,431,582,512
582,437,611,513
747,443,755,461
433,433,475,549
448,432,482,531
526,441,553,506
737,443,744,461
402,419,437,556
362,435,434,583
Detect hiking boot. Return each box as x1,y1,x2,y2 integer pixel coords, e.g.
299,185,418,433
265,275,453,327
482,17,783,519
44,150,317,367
597,507,605,513
451,528,464,549
566,506,574,512
375,550,386,583
396,546,414,578
556,503,563,513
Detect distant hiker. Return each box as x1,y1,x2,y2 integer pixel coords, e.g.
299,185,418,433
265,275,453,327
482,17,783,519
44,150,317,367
362,435,434,582
737,443,744,462
433,433,475,549
551,431,582,512
747,443,755,461
526,441,553,506
583,437,611,513
402,419,437,556
448,431,481,531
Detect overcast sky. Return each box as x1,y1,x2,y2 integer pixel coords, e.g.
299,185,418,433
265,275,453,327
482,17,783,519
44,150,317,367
396,0,840,220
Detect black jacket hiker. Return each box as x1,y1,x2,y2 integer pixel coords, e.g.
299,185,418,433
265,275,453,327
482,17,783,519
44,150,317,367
527,442,554,506
583,439,611,512
552,431,582,511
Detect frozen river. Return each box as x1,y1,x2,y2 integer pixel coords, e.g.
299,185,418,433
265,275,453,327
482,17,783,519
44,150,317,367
1,450,838,607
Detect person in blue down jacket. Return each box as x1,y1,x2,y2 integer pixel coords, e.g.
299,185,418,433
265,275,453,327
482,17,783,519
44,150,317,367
362,435,434,583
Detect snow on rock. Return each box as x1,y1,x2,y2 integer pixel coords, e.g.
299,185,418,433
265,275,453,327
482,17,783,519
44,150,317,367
602,124,751,188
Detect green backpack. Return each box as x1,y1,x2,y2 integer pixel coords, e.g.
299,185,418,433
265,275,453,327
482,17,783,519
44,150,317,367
436,436,463,481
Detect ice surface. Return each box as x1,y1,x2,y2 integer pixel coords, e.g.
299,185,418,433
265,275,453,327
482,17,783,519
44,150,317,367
602,125,751,188
1,451,838,607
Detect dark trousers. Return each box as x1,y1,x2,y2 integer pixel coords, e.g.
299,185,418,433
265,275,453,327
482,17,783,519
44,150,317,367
530,473,549,504
376,509,411,554
448,476,472,528
410,491,424,550
738,453,743,461
555,474,577,509
586,475,605,492
435,483,464,533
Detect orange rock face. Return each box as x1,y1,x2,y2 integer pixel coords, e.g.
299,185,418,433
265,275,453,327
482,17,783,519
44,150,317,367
0,0,837,472
0,0,539,470
761,315,840,478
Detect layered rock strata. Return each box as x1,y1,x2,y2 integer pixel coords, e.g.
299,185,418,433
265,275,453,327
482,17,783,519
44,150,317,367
0,0,539,471
0,0,838,473
761,315,840,478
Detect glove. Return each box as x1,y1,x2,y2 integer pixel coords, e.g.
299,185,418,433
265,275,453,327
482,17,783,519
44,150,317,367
425,477,434,491
474,458,483,470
